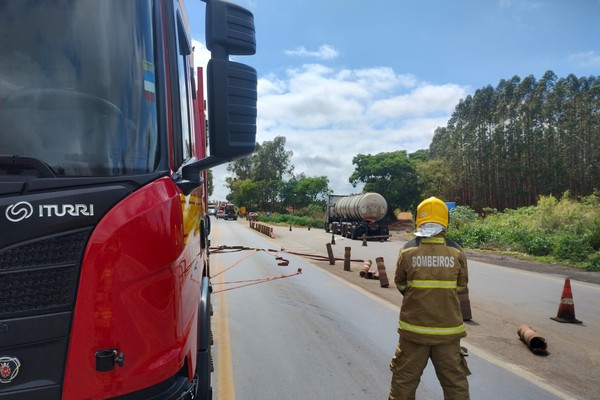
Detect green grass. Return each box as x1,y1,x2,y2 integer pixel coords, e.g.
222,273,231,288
260,212,321,228
446,192,600,271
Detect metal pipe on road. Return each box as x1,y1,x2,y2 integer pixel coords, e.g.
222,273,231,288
376,257,390,288
517,325,548,355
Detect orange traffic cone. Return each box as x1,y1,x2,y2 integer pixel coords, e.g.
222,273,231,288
550,278,582,324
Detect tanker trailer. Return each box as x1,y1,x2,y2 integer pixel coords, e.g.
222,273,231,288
324,193,390,240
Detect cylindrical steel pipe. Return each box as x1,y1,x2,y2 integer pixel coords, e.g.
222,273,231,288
344,247,351,271
517,325,548,355
326,243,335,265
376,256,390,287
359,260,372,277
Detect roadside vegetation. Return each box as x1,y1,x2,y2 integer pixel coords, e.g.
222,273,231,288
210,72,600,269
253,204,323,228
447,192,600,271
246,192,600,272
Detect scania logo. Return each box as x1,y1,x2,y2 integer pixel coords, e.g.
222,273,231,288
0,356,21,384
5,201,34,222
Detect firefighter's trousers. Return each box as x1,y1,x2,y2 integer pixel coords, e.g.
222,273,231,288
389,336,470,400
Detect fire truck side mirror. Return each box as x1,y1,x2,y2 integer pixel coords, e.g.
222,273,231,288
207,59,256,160
205,0,257,163
190,0,256,172
205,0,256,56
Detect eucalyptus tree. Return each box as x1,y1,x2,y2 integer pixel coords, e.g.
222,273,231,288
430,71,600,211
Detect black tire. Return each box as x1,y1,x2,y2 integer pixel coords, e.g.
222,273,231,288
196,277,213,399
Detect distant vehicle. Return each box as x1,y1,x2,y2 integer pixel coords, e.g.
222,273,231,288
207,204,217,216
216,209,225,219
324,193,389,240
224,203,237,220
246,211,259,221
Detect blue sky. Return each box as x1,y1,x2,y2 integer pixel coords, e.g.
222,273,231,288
187,0,600,201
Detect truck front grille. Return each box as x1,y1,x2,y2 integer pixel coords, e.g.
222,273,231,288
0,229,90,319
0,230,89,270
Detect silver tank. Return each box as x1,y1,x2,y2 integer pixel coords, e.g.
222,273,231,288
332,193,387,222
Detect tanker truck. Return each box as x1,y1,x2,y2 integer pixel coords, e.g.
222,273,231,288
325,193,390,240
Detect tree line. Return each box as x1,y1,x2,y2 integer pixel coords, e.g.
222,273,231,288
222,136,330,212
213,70,600,216
429,71,600,210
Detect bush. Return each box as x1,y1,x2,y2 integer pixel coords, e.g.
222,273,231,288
522,233,554,256
448,225,493,248
442,193,600,267
449,206,479,230
585,251,600,271
585,220,600,251
552,233,592,262
261,212,321,228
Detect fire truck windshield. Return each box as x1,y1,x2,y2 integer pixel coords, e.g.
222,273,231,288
0,0,158,177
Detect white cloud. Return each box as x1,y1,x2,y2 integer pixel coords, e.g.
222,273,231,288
252,64,468,199
568,51,600,70
284,44,339,60
192,42,468,200
369,83,467,119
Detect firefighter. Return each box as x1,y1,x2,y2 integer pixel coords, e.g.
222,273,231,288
389,197,470,400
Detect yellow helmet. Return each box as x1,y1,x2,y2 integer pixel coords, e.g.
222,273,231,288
416,197,448,229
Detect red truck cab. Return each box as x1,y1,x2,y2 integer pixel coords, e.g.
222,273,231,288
0,0,256,399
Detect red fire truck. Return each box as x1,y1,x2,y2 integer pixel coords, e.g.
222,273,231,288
0,0,256,399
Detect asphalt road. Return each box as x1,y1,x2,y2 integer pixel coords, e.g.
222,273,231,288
207,218,599,399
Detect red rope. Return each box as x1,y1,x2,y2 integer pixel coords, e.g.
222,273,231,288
208,243,365,293
209,245,299,293
212,268,302,293
210,248,258,279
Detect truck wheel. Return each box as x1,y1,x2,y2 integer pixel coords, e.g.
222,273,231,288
196,277,213,399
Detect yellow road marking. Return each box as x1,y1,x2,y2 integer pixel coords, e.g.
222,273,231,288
213,229,235,399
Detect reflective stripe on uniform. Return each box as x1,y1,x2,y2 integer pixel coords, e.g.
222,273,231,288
397,283,407,291
407,280,457,289
420,237,445,244
399,320,466,335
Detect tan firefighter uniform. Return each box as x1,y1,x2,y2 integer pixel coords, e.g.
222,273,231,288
389,197,470,400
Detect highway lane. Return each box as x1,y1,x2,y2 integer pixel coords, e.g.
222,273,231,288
261,222,600,399
208,218,585,399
